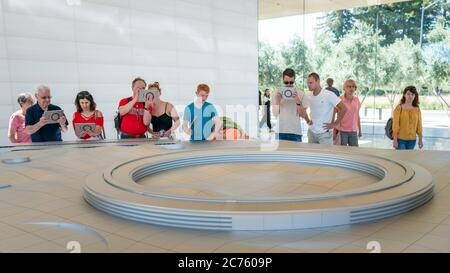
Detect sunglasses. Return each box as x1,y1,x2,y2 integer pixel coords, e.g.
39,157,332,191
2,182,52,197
39,96,52,100
284,81,295,85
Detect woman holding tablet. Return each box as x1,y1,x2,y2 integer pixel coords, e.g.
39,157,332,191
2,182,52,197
72,91,104,140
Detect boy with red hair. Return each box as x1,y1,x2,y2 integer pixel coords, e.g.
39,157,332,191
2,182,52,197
182,84,222,141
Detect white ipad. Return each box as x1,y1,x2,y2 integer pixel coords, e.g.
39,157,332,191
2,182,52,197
138,89,159,106
43,110,65,124
277,87,296,100
74,123,96,136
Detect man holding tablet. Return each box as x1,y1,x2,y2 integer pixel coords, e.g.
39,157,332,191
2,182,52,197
272,68,311,142
25,85,68,142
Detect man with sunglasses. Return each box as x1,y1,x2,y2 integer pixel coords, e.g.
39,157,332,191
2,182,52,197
25,85,68,142
272,68,311,142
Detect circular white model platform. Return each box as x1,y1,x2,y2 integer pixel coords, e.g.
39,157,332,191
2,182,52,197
83,146,434,230
137,162,379,199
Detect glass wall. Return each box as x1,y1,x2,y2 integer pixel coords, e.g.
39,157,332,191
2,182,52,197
258,0,450,150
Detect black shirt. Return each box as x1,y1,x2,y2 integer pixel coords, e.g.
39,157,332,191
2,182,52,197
325,86,340,97
25,103,68,142
151,103,173,132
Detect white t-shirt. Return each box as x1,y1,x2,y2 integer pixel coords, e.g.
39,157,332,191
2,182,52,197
274,90,305,135
303,89,340,134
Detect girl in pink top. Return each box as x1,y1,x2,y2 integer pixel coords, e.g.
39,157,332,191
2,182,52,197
335,79,362,147
8,93,34,143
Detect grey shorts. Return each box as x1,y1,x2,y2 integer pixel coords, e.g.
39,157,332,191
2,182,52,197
340,131,359,147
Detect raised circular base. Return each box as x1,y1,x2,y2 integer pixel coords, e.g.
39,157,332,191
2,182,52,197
137,162,379,199
83,146,434,230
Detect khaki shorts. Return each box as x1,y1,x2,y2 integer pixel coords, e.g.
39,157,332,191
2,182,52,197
307,129,332,145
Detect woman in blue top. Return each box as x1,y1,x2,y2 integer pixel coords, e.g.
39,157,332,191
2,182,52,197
182,84,222,141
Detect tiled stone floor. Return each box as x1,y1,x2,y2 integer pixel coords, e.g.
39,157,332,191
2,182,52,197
0,140,449,253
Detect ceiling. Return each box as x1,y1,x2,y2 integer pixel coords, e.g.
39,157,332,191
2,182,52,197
258,0,412,19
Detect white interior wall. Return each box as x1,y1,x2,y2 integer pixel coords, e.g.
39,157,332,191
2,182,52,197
0,0,258,143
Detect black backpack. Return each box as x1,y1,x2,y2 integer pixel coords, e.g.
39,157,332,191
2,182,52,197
385,106,402,140
114,97,131,137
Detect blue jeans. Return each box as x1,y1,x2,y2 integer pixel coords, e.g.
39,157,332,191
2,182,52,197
277,133,302,142
397,139,416,150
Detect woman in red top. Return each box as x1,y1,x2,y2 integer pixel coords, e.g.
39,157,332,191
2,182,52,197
72,91,104,140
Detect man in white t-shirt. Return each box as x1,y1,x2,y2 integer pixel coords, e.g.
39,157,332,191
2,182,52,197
302,73,347,144
272,68,311,142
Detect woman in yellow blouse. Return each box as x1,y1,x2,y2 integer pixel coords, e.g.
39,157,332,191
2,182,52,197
392,86,423,150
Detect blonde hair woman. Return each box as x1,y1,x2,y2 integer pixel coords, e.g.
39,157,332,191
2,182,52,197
147,82,180,138
334,79,362,147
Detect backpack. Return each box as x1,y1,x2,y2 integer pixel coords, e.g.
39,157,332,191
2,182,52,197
114,97,131,137
385,118,394,140
220,116,249,140
385,105,402,140
221,116,240,130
